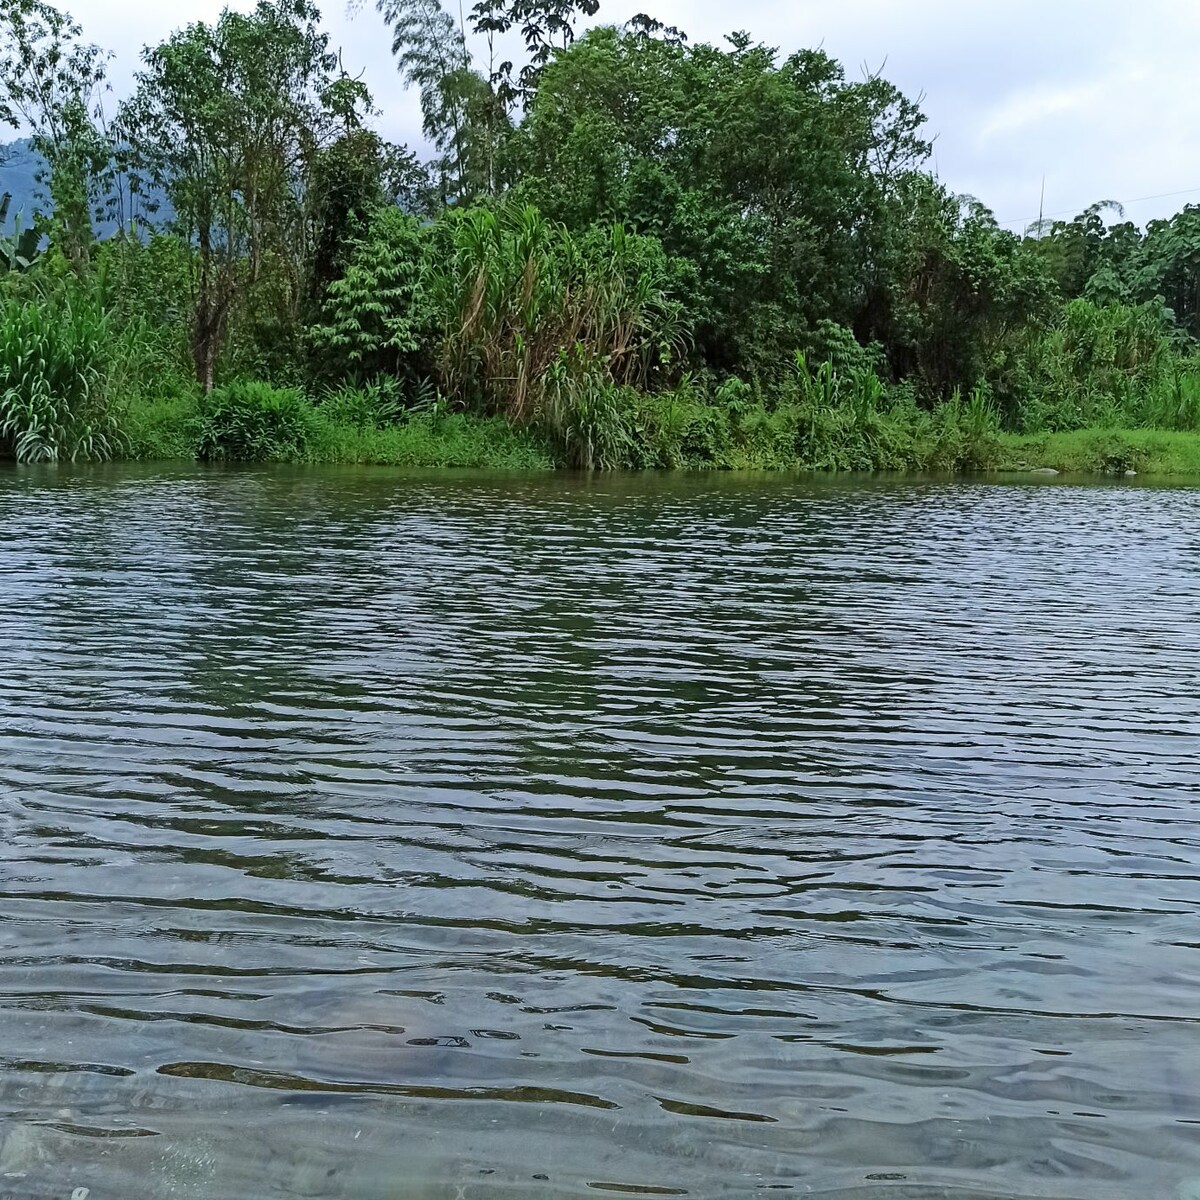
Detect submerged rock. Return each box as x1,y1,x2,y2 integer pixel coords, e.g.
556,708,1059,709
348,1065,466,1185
0,1122,51,1176
0,1118,42,1176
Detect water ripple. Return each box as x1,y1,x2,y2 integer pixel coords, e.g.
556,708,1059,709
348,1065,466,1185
1,466,1198,1198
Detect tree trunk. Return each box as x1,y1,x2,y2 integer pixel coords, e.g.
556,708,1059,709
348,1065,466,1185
193,229,222,394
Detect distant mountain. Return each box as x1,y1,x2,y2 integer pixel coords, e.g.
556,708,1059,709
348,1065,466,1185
0,138,172,235
0,140,43,225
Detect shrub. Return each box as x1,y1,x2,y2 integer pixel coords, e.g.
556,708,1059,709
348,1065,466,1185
119,384,202,460
308,208,432,381
429,203,688,422
541,349,638,470
1001,299,1175,431
195,381,319,462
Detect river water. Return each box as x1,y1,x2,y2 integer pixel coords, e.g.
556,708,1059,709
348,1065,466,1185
0,466,1198,1199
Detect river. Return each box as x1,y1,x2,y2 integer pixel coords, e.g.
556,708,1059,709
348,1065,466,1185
1,466,1198,1199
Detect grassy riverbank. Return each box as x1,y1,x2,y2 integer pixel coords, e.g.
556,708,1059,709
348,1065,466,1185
124,390,557,470
991,429,1200,476
116,386,1200,477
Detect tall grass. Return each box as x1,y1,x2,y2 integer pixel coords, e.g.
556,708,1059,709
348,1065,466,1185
626,357,1009,473
428,203,687,465
1005,299,1177,432
0,292,120,463
541,349,637,470
1137,368,1200,432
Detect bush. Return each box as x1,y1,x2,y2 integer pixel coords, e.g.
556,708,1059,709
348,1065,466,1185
0,291,120,462
308,208,432,382
429,202,687,422
195,381,319,462
119,384,202,460
541,350,638,470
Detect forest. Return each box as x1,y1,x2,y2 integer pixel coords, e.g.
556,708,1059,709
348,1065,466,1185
3,0,1200,473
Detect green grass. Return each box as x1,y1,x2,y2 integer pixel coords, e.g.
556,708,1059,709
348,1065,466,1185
990,428,1200,476
120,391,202,460
115,397,554,470
109,384,1200,477
314,411,556,469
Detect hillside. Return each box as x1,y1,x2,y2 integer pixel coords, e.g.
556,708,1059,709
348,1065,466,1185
0,140,42,224
0,139,172,234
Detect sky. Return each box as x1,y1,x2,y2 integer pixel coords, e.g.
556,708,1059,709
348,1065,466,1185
47,0,1200,231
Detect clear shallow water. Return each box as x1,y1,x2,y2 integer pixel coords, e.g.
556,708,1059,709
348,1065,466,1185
1,466,1198,1200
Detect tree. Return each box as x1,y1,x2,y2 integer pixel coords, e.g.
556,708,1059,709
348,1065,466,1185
1133,207,1200,338
352,0,597,202
1028,201,1128,299
862,177,1057,398
120,0,365,390
308,205,431,379
0,0,111,274
469,0,600,103
511,25,932,376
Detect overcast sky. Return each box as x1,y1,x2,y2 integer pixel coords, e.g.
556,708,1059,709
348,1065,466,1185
53,0,1200,231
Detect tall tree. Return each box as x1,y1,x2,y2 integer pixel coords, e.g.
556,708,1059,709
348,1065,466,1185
511,25,932,375
0,0,110,274
351,0,596,201
120,0,362,390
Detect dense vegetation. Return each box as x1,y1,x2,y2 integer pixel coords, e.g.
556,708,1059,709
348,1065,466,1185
3,0,1200,473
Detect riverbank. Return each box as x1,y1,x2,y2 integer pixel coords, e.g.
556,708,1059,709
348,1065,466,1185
990,429,1200,476
118,389,1200,477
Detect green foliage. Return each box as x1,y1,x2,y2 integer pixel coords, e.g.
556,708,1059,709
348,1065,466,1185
800,320,886,378
429,201,687,424
1141,368,1200,432
360,0,470,178
876,180,1059,397
990,428,1200,477
1003,299,1176,431
119,385,201,460
316,407,555,468
306,129,428,301
621,357,1005,473
319,378,405,429
91,236,196,404
0,0,111,274
309,207,431,379
512,26,930,376
120,0,373,389
13,3,1200,477
541,349,637,469
0,287,119,461
1133,207,1200,339
469,0,601,103
358,0,598,199
195,380,319,462
1027,202,1200,343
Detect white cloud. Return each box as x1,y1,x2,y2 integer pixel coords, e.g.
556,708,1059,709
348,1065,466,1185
978,81,1106,143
